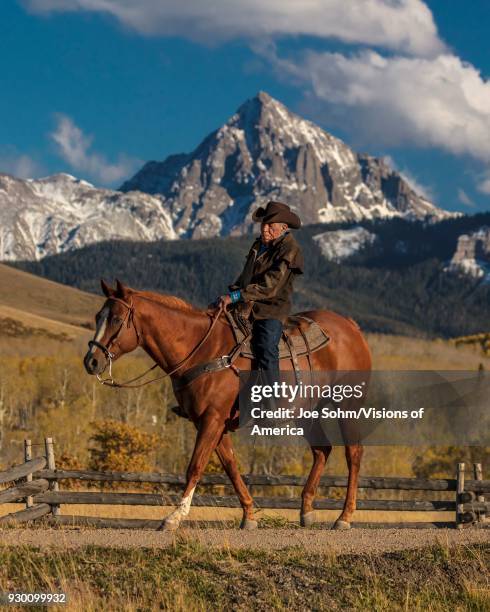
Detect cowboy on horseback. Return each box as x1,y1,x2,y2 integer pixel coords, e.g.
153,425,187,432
215,201,304,382
84,198,370,531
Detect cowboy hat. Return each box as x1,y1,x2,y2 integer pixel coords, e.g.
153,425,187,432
252,201,301,229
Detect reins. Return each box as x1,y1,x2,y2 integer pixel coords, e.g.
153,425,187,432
89,297,227,389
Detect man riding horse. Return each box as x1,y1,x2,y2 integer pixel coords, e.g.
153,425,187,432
84,197,370,531
215,200,304,382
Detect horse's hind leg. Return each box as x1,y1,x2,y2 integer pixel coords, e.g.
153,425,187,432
333,443,363,530
215,433,257,529
300,445,332,527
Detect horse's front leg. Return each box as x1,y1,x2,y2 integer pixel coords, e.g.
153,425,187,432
160,414,225,531
215,433,257,530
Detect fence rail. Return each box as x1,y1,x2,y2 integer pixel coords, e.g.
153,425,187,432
36,469,490,492
0,458,46,485
1,438,489,530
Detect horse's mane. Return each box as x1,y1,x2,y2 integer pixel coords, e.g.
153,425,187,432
134,290,200,312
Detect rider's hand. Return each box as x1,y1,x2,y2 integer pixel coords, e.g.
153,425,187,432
218,294,232,308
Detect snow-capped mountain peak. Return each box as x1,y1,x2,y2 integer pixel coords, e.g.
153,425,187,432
121,91,455,238
0,92,457,261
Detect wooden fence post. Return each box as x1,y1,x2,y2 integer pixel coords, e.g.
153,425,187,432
474,463,486,523
44,437,60,516
456,462,465,529
24,439,33,509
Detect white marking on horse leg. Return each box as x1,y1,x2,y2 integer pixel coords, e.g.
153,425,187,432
164,486,196,527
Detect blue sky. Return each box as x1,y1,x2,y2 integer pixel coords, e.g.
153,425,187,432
2,0,490,214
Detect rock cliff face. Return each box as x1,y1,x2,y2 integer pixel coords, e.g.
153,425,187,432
122,92,453,238
446,227,490,280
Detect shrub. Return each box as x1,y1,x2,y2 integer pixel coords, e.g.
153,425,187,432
89,419,159,481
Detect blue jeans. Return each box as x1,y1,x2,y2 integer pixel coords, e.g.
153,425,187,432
251,318,283,381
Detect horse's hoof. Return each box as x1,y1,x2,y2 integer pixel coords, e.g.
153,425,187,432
157,519,180,532
240,518,258,530
332,519,351,530
300,511,316,528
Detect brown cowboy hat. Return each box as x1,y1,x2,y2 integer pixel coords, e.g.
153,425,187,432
252,200,301,229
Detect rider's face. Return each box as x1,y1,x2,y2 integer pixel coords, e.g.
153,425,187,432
261,222,288,243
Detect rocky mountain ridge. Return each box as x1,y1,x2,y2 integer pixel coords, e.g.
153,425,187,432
0,173,176,260
0,92,457,261
122,91,453,238
445,226,490,281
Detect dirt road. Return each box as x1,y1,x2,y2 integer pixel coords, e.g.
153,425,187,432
1,526,488,555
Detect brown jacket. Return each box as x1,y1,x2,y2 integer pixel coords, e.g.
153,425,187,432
228,231,304,323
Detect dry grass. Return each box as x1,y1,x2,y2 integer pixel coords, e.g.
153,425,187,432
0,262,101,328
367,332,489,370
0,539,488,611
0,304,87,340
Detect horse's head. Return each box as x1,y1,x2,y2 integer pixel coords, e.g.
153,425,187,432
84,279,140,376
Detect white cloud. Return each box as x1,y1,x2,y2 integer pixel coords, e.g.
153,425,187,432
0,149,43,179
22,0,445,56
23,0,490,197
270,50,490,164
457,188,476,207
50,114,138,185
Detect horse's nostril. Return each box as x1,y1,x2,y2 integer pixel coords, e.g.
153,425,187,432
90,357,98,370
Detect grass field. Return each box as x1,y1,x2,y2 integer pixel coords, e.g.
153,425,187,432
0,539,488,610
0,263,101,329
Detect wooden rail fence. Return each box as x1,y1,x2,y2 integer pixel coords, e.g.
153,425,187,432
0,438,489,530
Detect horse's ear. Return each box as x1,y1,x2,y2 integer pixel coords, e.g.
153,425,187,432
115,279,128,298
100,279,114,297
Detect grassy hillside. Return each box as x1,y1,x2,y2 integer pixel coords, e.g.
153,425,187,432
0,263,101,334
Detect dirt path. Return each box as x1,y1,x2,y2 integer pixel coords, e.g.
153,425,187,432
1,527,489,555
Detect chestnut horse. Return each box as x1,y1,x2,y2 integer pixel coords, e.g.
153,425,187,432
84,279,372,530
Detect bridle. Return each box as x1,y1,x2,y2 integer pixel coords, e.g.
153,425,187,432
88,295,227,388
88,296,139,385
89,296,139,361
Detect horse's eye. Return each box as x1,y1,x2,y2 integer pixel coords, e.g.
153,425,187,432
112,316,123,325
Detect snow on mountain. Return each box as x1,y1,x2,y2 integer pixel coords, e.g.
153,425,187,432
445,226,490,282
0,173,176,261
313,226,377,262
0,91,458,261
122,91,455,238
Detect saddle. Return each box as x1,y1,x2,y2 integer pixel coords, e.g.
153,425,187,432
225,307,330,379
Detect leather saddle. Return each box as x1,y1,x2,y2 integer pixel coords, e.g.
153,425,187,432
225,307,330,362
